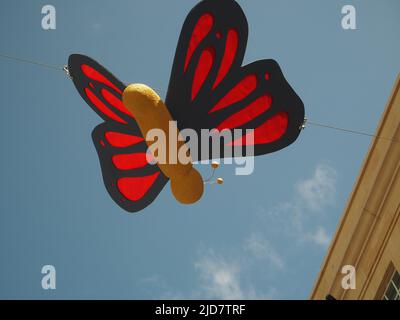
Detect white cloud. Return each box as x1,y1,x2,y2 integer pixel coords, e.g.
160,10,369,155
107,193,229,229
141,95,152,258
195,251,266,300
244,234,285,270
256,163,337,249
160,163,337,300
306,226,331,248
296,164,337,212
195,252,245,300
149,250,276,300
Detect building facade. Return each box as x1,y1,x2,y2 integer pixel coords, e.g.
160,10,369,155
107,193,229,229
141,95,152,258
311,75,400,300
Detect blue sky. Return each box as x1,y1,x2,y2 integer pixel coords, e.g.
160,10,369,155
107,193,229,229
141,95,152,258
0,0,399,299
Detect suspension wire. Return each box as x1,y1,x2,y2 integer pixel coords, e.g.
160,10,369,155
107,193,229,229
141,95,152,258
0,52,165,90
2,52,400,145
306,120,400,144
0,53,65,72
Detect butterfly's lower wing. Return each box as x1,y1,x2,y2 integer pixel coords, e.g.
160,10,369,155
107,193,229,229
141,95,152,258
92,123,168,212
166,0,305,160
68,54,168,212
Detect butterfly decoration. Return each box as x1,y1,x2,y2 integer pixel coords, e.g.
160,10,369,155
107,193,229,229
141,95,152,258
68,0,305,213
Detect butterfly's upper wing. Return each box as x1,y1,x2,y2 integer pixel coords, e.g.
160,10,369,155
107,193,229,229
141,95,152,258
68,54,168,213
166,0,305,160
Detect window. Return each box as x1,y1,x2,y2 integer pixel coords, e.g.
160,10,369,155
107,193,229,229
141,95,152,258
383,269,400,300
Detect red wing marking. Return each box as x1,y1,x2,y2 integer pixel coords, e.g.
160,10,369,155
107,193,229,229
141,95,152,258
184,13,214,72
101,88,134,119
191,47,215,100
230,112,288,146
81,64,122,94
209,74,257,113
217,95,272,131
117,172,161,201
105,132,144,148
213,29,239,89
112,153,150,170
84,88,127,124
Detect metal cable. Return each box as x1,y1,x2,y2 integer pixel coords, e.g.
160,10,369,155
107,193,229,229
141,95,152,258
0,53,64,72
306,120,400,144
2,52,399,145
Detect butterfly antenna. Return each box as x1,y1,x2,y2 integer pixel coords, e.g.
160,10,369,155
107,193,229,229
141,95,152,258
203,161,224,185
